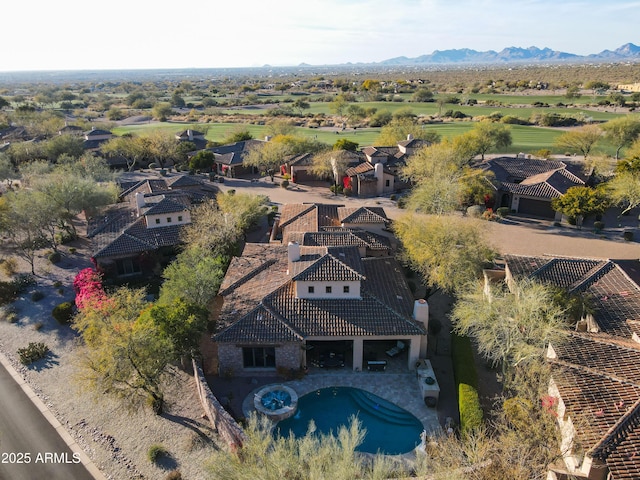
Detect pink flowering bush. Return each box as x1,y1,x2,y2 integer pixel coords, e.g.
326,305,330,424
73,268,106,310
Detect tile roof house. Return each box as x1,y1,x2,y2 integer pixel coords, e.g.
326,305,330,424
502,254,640,480
175,129,207,150
83,127,114,151
273,203,390,243
87,174,217,278
207,139,266,177
480,155,591,219
212,242,428,376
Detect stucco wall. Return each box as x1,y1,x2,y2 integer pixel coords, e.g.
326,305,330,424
217,342,302,377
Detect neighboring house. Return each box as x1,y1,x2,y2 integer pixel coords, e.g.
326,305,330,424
58,124,84,136
282,152,316,183
87,174,217,278
83,127,114,151
175,129,207,150
273,203,390,243
212,242,428,376
480,155,591,219
502,254,640,480
207,139,266,177
343,135,428,197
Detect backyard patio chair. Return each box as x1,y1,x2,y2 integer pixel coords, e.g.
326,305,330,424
385,340,406,358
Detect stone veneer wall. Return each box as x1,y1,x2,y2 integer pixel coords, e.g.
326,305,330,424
217,343,302,376
192,359,247,449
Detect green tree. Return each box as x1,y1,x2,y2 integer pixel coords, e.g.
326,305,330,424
554,124,602,159
329,94,349,119
139,298,208,361
451,278,569,371
292,98,310,115
412,88,434,102
101,134,150,171
463,121,513,161
607,170,640,217
189,150,215,172
551,186,608,225
151,102,173,121
43,134,85,162
310,149,355,192
393,213,496,295
73,288,172,414
0,96,9,109
182,194,268,256
222,126,254,144
244,134,324,180
601,115,640,159
345,104,366,126
159,247,228,308
369,110,392,127
171,92,185,108
106,107,124,121
333,139,358,152
31,172,118,238
0,190,49,274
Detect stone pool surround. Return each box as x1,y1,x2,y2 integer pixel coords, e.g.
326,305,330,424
253,384,298,421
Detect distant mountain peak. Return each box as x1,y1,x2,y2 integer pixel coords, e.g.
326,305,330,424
379,43,640,65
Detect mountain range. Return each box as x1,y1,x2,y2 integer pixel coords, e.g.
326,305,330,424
379,43,640,65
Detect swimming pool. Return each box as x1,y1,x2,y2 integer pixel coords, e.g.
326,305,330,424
274,387,424,455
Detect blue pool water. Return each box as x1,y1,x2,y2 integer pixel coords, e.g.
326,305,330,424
274,387,423,454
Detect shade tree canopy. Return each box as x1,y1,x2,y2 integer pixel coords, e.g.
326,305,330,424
393,213,496,295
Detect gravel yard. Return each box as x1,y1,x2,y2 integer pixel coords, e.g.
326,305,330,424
0,240,221,480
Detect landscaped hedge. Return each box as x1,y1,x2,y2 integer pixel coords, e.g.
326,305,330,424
451,334,483,434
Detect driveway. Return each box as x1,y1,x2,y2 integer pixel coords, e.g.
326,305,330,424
212,175,640,261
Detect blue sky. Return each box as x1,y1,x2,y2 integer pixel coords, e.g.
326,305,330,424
2,0,638,71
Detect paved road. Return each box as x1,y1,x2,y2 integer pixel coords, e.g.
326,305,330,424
0,362,95,480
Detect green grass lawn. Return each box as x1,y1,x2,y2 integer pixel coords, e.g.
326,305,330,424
114,120,615,155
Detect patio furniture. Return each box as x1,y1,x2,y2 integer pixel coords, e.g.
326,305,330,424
385,340,407,358
319,352,345,368
367,360,387,371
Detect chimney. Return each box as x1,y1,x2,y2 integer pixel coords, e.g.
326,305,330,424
135,192,145,217
407,133,413,141
375,162,384,195
265,135,272,142
413,299,429,328
288,241,300,263
187,129,194,141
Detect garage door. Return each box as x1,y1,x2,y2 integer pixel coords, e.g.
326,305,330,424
518,198,556,218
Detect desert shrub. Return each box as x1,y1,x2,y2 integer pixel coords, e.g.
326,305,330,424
52,302,74,324
55,231,75,245
68,247,77,254
280,179,289,189
496,207,510,218
0,281,18,306
343,187,352,196
33,321,44,331
0,258,18,276
48,251,62,264
389,194,397,201
623,230,634,241
53,281,62,288
452,334,483,434
17,342,49,365
481,209,498,221
13,274,36,293
594,221,605,232
147,444,168,463
165,471,182,480
466,205,485,218
31,291,45,302
1,305,19,323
